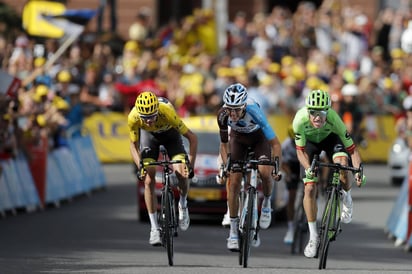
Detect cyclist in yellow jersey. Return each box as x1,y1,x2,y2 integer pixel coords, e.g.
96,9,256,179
292,89,366,258
128,91,198,246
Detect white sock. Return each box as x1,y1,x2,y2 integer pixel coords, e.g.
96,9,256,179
230,217,239,235
262,196,271,208
308,221,318,241
179,195,187,208
342,189,352,205
149,212,159,230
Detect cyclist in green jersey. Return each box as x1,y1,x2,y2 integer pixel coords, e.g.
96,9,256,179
292,89,366,258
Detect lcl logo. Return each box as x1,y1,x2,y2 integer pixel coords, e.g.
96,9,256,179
97,121,129,138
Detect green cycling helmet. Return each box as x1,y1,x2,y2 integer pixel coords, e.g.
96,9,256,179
305,89,331,110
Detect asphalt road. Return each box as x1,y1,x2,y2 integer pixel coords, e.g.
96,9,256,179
0,164,411,274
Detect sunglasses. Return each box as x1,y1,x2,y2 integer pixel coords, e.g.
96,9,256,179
308,109,328,118
225,106,245,113
140,113,158,121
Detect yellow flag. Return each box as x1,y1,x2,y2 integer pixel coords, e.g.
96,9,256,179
22,1,66,38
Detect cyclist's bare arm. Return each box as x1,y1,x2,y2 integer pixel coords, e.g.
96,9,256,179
130,140,142,170
219,142,229,165
183,129,198,167
269,137,282,163
296,148,311,171
348,148,364,187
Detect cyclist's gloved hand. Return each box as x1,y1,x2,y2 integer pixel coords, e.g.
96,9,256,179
188,165,195,179
305,167,316,180
355,172,366,187
271,169,282,181
216,164,227,184
137,166,146,181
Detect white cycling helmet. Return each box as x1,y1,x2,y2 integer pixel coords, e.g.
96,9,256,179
403,95,412,111
401,21,412,54
223,83,248,107
341,84,359,96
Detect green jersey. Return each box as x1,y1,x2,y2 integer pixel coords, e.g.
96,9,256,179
292,107,355,152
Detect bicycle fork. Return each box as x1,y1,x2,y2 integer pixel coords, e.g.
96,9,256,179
239,170,259,241
321,187,342,242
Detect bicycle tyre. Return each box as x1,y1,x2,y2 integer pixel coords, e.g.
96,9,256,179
238,190,246,266
242,188,255,268
164,189,174,266
318,187,338,269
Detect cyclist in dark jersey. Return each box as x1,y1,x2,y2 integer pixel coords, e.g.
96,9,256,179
128,91,198,246
281,125,301,244
292,89,366,258
217,83,282,251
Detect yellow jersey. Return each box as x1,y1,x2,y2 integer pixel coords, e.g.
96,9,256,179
127,98,189,143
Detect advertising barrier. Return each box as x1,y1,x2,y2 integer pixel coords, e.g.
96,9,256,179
27,136,48,206
0,160,17,214
84,112,397,164
0,133,106,215
14,153,41,211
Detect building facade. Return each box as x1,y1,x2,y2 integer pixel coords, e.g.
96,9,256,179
2,0,386,41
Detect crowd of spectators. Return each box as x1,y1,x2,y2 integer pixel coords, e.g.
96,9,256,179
1,0,412,163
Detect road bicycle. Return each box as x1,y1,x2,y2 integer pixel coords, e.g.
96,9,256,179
139,145,191,266
234,153,279,268
291,181,308,254
310,155,363,269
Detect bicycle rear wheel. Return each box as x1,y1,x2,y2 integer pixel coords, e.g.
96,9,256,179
318,187,339,269
162,189,174,266
241,188,255,268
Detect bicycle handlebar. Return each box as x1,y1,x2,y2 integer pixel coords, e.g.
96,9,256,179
137,145,193,180
310,156,364,179
231,156,280,172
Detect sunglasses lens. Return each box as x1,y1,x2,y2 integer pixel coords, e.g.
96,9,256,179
309,110,327,117
226,107,243,113
140,113,157,121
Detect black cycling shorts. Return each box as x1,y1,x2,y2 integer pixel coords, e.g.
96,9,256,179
140,128,187,159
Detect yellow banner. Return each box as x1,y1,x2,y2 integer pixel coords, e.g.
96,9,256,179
83,112,131,163
84,112,396,163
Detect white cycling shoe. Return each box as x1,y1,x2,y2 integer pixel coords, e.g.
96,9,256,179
259,206,272,229
304,238,319,258
284,229,294,245
221,211,230,227
252,232,261,247
227,234,239,251
178,205,190,231
149,229,161,246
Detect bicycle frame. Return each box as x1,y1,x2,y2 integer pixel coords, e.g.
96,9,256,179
238,159,259,268
311,155,363,269
235,154,278,268
141,145,187,266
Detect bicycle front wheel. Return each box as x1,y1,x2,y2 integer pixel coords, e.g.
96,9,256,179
318,187,339,269
241,188,256,268
162,188,174,266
